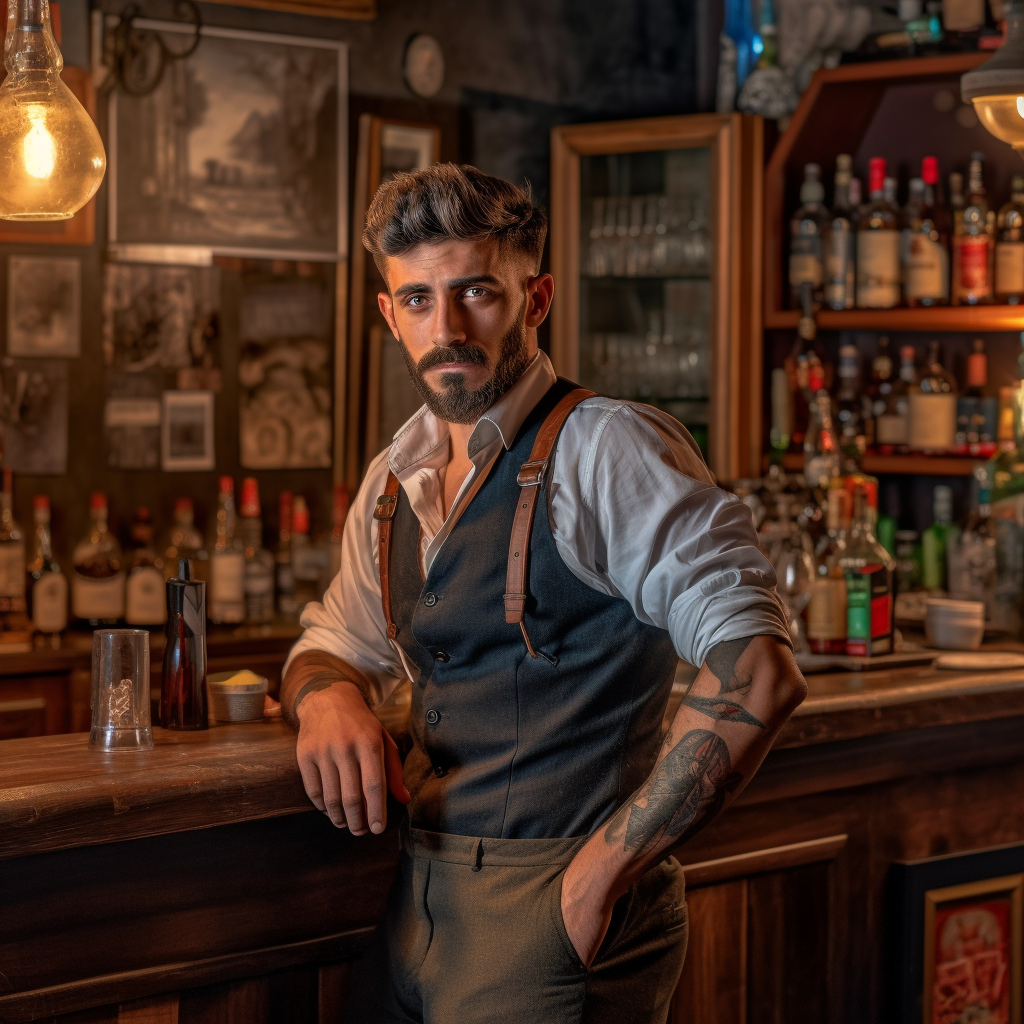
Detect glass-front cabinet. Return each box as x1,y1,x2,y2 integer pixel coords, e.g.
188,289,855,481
550,114,764,480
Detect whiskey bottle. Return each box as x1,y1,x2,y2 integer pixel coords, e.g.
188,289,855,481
26,495,66,645
0,471,27,631
955,152,993,305
72,493,125,626
208,476,245,625
824,155,855,310
903,159,949,306
125,507,167,627
856,157,901,309
162,498,206,582
996,175,1024,303
908,340,957,452
239,478,274,625
276,491,297,620
875,345,916,453
789,163,829,306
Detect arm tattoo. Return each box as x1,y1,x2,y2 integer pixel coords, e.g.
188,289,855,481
704,636,755,696
682,694,765,728
282,651,375,729
605,729,743,855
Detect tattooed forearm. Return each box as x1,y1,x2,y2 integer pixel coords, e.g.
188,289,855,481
682,694,765,728
704,637,756,695
605,729,743,856
281,651,376,729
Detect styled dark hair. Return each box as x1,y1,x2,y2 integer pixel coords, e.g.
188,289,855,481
363,163,548,279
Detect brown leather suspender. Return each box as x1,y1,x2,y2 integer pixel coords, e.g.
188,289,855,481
373,472,401,640
503,388,594,656
374,387,594,655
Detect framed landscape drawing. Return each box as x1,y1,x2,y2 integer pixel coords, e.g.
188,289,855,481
890,844,1024,1024
108,21,348,262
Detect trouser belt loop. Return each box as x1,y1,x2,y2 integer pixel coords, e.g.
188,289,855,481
471,837,484,872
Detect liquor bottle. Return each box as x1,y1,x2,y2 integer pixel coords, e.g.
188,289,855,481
824,154,855,310
125,508,167,627
327,482,349,585
789,163,830,305
26,495,66,646
841,486,896,657
785,282,819,449
159,559,208,731
903,160,949,306
162,498,207,583
238,478,274,626
954,152,993,305
864,335,894,448
922,485,959,591
276,491,297,620
949,171,965,303
848,176,862,217
875,345,916,453
0,471,26,631
835,344,865,467
807,484,849,654
966,338,997,455
292,496,327,615
208,477,245,625
72,493,125,626
908,340,957,452
804,388,841,493
996,175,1024,303
947,465,996,617
856,157,901,309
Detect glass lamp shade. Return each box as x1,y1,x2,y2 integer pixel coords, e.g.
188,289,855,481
970,94,1024,153
0,0,105,221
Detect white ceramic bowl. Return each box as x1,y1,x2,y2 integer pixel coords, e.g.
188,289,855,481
925,598,985,651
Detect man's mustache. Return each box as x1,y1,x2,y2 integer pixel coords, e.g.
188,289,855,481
417,345,488,373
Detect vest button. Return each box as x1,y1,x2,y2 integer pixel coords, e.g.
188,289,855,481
423,592,438,607
434,650,449,662
425,709,439,725
433,765,448,778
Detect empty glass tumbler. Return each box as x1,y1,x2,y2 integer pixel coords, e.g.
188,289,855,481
89,628,154,750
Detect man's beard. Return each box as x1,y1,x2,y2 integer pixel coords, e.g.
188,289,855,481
397,304,531,425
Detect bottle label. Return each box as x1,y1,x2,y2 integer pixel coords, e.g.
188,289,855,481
0,543,25,608
875,412,908,446
959,235,991,294
824,232,851,307
845,566,893,656
908,393,957,451
905,234,948,300
789,247,822,289
32,572,67,633
126,566,167,625
806,577,847,641
72,572,126,621
856,231,901,307
210,551,245,601
996,242,1024,297
245,563,274,596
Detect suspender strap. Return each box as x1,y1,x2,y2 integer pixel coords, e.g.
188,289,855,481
504,388,595,652
374,472,401,640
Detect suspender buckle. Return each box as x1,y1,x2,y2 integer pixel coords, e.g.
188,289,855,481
373,494,398,520
516,459,547,487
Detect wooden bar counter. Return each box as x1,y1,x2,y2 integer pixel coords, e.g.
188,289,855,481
3,656,1024,1024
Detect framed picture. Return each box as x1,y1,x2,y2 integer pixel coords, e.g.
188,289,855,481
0,358,69,475
889,843,1024,1024
7,256,81,357
108,21,348,262
161,390,215,471
346,116,440,487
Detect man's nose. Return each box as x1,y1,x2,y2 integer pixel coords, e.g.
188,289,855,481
430,295,467,347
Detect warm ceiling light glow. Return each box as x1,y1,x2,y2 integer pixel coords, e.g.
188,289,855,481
22,105,55,179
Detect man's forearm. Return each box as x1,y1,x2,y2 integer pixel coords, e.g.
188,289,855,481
573,635,806,902
280,650,379,729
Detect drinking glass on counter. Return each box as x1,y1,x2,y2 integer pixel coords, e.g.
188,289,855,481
89,628,154,751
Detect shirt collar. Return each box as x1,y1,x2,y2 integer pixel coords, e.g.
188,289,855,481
388,352,557,475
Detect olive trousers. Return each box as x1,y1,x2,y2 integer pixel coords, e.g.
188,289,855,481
343,827,689,1024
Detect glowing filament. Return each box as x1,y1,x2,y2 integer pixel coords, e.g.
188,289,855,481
1016,95,1024,119
22,106,55,180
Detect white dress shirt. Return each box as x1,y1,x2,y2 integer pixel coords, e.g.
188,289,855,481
287,352,790,705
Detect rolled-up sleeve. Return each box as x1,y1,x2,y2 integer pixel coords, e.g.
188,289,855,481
548,400,791,668
283,452,409,707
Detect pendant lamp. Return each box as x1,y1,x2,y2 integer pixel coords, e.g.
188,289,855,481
963,2,1024,155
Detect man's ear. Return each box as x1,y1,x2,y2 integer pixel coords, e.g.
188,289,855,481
525,273,554,328
378,290,401,341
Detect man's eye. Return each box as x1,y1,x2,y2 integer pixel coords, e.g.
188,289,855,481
408,295,427,307
464,287,486,298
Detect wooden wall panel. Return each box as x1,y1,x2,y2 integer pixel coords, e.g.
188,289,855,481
178,969,317,1024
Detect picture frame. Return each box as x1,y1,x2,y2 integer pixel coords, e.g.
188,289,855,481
346,116,440,487
161,390,215,471
108,20,348,263
7,256,81,358
889,843,1024,1024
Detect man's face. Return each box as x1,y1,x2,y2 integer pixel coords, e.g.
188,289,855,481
377,238,553,425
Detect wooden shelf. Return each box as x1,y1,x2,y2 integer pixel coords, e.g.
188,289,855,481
776,452,981,476
764,305,1024,332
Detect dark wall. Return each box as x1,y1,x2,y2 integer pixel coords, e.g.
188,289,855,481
9,0,709,562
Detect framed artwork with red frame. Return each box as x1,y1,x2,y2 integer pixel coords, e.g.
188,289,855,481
889,843,1024,1024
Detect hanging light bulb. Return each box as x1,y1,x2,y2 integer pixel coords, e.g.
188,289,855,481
0,0,105,220
963,3,1024,155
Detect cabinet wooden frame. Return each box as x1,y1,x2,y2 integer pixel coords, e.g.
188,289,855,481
346,115,441,491
550,113,764,481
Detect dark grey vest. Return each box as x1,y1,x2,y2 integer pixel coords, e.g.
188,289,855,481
390,378,679,839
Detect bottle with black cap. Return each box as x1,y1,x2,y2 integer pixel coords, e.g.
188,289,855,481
158,558,208,730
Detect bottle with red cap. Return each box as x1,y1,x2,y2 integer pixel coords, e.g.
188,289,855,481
327,483,349,584
162,498,207,583
208,476,245,625
72,492,125,626
903,156,949,307
856,156,901,309
27,495,66,646
238,477,274,625
291,495,325,616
